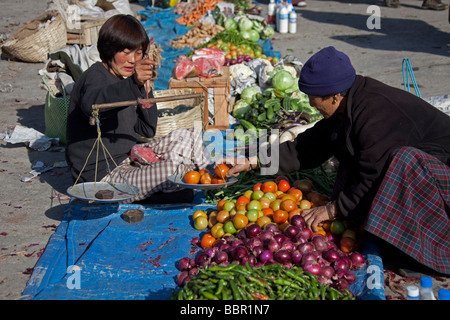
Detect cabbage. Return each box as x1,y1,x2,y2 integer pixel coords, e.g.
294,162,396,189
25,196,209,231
271,70,296,92
232,99,251,119
260,26,275,40
224,17,237,31
241,86,261,103
247,29,260,42
239,30,252,41
238,16,253,31
252,20,264,33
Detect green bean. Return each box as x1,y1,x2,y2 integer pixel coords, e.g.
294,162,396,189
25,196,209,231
229,280,241,300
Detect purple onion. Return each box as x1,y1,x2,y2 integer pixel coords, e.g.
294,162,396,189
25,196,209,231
258,230,274,242
281,239,295,252
264,223,280,234
177,257,190,271
349,252,366,270
334,278,350,291
290,214,306,229
176,271,190,287
320,265,335,279
232,245,248,261
245,237,263,249
344,271,356,284
292,234,307,245
188,267,199,277
274,249,291,264
297,242,315,255
322,248,340,262
291,250,302,264
259,250,273,263
195,252,210,265
252,245,265,258
230,238,244,247
267,238,281,252
236,229,247,240
301,251,317,265
247,254,256,267
191,237,200,246
311,234,329,252
334,258,350,273
303,261,321,276
246,224,262,238
284,225,300,239
274,233,286,246
300,227,312,240
205,248,216,258
214,251,228,264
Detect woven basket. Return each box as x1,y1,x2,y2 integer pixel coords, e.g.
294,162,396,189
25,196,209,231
1,10,67,63
137,89,204,141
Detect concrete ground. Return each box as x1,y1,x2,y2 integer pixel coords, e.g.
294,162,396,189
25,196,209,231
0,0,449,300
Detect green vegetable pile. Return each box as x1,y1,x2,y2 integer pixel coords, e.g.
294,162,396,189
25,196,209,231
170,262,354,300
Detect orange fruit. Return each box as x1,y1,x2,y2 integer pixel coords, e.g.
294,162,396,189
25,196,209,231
273,209,288,224
201,233,216,248
261,181,277,193
184,171,200,184
217,199,228,211
214,164,229,179
280,199,297,212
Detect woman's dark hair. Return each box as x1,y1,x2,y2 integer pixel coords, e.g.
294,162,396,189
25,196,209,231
97,14,149,68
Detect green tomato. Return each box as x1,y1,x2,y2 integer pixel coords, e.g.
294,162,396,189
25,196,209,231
247,200,262,211
251,190,264,200
263,192,276,202
223,201,235,212
224,221,237,234
246,209,259,222
330,220,346,235
194,216,208,230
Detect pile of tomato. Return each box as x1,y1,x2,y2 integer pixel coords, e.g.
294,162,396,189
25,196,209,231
191,176,362,253
184,164,230,185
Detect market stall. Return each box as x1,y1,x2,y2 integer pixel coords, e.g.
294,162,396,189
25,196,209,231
20,0,390,301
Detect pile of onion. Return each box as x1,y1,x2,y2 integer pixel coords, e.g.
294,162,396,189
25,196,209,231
176,215,365,292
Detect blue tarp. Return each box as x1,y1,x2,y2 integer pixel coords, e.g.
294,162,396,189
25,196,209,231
22,190,385,300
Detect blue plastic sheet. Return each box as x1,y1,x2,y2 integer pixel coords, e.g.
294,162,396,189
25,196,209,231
23,191,385,300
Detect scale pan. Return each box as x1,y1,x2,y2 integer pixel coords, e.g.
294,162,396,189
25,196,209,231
67,182,139,203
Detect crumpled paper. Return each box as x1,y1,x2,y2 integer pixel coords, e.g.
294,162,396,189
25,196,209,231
1,125,59,151
21,160,67,182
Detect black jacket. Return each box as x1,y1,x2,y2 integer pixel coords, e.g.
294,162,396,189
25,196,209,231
266,75,450,224
66,62,158,182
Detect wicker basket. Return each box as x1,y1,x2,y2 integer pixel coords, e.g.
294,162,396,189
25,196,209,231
139,89,204,140
1,10,67,63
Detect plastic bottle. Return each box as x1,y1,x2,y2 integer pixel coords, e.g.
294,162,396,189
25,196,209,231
275,0,283,32
406,285,419,300
268,0,276,29
419,276,436,300
286,0,293,12
288,8,297,34
438,289,450,300
279,3,289,34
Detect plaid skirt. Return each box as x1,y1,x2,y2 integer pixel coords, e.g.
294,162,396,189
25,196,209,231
364,147,450,275
101,128,209,203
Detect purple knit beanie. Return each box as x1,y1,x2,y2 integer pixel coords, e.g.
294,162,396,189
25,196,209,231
298,46,356,96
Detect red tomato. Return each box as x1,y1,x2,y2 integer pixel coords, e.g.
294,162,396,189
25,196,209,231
201,233,216,248
184,171,200,184
340,237,356,253
277,179,291,193
261,181,277,193
273,209,288,224
199,172,212,184
214,164,229,179
253,182,262,191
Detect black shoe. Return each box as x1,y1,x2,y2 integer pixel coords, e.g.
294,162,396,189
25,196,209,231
422,0,447,10
385,0,401,7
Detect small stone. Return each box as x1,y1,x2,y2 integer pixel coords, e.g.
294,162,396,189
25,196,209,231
121,209,144,223
95,189,114,199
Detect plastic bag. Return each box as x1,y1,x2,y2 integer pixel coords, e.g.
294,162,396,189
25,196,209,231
130,145,161,164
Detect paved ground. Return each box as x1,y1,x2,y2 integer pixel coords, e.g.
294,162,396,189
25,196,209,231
0,0,449,300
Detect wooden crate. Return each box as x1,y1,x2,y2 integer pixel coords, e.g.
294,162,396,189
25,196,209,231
169,67,231,131
66,18,106,46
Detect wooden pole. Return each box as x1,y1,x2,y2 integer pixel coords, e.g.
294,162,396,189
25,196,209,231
91,93,203,110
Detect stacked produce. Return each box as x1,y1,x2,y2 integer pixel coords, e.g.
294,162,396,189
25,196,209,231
174,175,366,299
172,263,354,300
169,22,225,49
